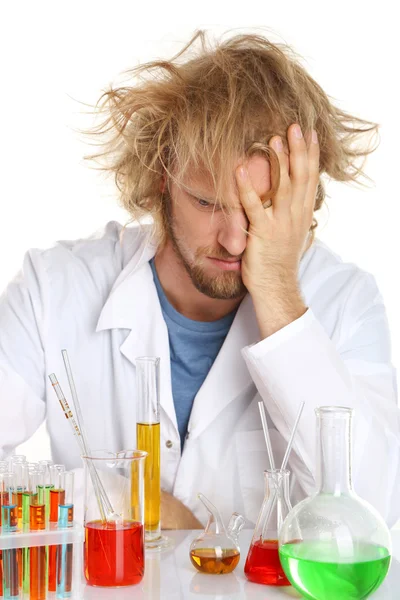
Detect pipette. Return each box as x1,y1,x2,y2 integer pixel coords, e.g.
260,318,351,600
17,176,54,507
49,373,117,523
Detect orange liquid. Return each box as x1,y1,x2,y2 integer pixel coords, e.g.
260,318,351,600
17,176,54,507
29,504,47,600
190,548,240,574
84,520,144,586
244,539,290,586
30,546,47,600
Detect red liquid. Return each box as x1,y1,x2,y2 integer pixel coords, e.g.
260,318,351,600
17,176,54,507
244,539,291,586
84,520,144,587
48,489,66,591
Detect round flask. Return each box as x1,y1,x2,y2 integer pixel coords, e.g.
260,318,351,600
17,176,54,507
189,494,245,574
279,407,391,600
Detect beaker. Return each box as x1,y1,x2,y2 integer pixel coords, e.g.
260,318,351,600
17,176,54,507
244,469,292,586
82,450,146,587
189,493,245,574
279,406,392,600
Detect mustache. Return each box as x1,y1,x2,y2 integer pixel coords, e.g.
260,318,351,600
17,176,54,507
197,246,243,261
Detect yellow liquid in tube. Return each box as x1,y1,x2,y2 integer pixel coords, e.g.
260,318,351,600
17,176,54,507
133,422,161,532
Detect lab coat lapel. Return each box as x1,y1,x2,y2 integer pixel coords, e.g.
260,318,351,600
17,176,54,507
188,294,260,441
96,238,177,430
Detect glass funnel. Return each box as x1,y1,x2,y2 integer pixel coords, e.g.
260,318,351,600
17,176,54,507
244,469,292,586
189,493,245,574
279,406,391,600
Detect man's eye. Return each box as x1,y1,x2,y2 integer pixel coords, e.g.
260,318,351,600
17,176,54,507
192,196,221,211
197,198,211,207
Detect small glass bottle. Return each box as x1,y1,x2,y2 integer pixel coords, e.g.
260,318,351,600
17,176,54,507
279,406,392,600
244,469,292,586
190,494,245,574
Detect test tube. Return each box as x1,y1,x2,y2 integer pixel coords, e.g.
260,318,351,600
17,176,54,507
136,356,162,545
57,471,74,599
1,472,20,600
0,472,6,597
38,461,54,522
13,462,26,526
21,466,39,595
8,455,26,466
30,473,47,600
48,465,66,592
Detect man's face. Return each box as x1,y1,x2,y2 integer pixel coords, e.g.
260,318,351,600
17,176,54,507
164,156,271,300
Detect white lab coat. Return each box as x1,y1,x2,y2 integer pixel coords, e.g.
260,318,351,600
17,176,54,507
0,221,399,527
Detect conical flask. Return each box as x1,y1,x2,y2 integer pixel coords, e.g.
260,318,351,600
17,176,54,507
244,469,292,586
279,406,392,600
189,493,245,574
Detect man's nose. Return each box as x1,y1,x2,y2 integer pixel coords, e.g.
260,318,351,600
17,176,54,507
216,209,249,257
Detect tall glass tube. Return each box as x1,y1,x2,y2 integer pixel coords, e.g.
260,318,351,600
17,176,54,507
57,471,74,599
48,466,66,593
30,473,47,600
2,472,20,600
135,357,162,547
21,466,39,595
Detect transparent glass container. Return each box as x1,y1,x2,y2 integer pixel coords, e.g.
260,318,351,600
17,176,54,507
190,493,245,574
279,406,392,600
82,450,147,587
244,469,292,586
135,356,172,552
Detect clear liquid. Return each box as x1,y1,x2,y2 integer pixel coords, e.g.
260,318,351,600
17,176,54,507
279,541,391,600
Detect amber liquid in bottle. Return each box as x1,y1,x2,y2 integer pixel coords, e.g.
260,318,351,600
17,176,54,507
190,548,240,574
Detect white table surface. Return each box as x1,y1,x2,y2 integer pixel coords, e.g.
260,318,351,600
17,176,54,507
81,529,400,599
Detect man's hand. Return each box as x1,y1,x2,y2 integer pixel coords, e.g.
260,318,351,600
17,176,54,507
236,124,320,338
161,490,203,530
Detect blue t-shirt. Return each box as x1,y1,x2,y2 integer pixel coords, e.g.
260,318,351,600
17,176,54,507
150,259,236,449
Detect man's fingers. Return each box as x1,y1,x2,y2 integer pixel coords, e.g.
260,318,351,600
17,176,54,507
304,129,320,214
236,165,266,225
268,136,291,215
286,124,310,213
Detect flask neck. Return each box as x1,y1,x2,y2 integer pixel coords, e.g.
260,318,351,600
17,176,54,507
316,407,353,495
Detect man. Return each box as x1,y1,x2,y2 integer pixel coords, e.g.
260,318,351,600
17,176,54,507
0,31,399,528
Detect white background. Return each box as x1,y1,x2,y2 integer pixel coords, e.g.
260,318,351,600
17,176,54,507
1,3,399,465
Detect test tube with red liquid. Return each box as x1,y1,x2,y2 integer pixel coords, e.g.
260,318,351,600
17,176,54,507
30,473,47,600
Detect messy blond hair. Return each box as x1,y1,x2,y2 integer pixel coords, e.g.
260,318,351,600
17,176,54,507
88,30,378,244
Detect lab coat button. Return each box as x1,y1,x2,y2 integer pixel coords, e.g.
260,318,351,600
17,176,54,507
165,440,173,449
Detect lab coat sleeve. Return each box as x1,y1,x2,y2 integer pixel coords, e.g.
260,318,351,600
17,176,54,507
0,250,47,458
241,273,400,527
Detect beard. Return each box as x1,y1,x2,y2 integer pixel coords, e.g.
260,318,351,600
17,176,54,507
164,202,247,300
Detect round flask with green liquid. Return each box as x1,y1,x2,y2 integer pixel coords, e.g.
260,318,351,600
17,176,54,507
279,406,391,600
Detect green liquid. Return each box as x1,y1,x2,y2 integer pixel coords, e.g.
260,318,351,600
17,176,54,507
279,541,391,600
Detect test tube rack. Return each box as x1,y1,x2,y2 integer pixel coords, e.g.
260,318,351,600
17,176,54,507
0,523,84,600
